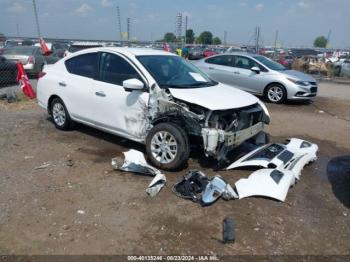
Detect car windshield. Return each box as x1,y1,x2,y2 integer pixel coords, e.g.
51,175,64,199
137,55,217,89
253,55,286,71
3,47,35,55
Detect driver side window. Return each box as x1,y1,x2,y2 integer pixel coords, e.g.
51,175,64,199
98,52,141,86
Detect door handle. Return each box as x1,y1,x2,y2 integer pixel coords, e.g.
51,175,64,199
208,67,214,70
58,81,66,87
234,71,240,75
95,91,106,97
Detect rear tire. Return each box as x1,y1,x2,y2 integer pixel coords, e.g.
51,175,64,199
265,84,287,104
146,123,190,171
50,98,72,130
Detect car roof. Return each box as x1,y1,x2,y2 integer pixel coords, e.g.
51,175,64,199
70,47,177,57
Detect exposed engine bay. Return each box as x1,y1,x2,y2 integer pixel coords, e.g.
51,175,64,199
148,84,270,162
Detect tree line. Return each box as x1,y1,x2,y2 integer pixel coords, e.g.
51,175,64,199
161,29,222,45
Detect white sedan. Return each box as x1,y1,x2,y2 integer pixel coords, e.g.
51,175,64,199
37,47,270,170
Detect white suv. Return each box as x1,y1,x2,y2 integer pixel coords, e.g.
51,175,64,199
37,47,270,170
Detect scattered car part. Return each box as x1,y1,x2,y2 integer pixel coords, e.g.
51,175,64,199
235,169,296,202
146,173,166,197
111,149,161,176
202,176,238,205
173,170,237,205
227,138,318,179
223,217,235,244
172,170,208,202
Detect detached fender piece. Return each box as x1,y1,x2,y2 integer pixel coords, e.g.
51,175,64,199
227,138,318,176
235,169,296,202
111,149,161,176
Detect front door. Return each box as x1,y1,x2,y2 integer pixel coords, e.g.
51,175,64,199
91,52,149,140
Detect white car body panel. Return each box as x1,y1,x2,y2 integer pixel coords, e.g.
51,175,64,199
235,169,296,202
227,138,318,179
169,83,259,110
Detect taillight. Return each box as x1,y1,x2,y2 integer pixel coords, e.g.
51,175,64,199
28,55,35,64
38,72,46,79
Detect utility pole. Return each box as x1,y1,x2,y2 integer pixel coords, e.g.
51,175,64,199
127,18,131,42
32,0,41,38
16,24,20,37
327,29,332,47
224,31,227,45
116,6,122,42
184,15,188,45
175,13,183,47
255,26,260,54
274,30,279,59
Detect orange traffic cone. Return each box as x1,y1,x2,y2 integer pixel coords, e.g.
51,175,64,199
40,37,51,56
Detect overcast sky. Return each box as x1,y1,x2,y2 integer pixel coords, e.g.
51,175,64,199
1,0,349,48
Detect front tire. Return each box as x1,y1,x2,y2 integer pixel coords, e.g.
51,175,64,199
265,84,287,104
146,123,190,171
51,98,72,130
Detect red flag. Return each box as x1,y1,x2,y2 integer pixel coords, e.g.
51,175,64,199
39,37,51,56
163,42,170,52
16,62,36,99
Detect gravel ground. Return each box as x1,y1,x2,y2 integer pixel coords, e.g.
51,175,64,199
0,82,349,256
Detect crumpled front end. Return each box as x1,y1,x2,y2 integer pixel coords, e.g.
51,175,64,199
148,83,270,163
201,102,270,161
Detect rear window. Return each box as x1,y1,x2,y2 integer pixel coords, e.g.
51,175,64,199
205,55,233,66
65,53,98,78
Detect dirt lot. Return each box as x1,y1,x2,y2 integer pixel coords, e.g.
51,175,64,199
0,83,349,256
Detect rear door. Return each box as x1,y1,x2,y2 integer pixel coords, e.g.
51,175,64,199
91,52,149,140
61,52,98,121
200,55,235,85
232,55,267,94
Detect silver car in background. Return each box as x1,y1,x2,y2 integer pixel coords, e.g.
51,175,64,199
194,53,318,103
2,46,46,76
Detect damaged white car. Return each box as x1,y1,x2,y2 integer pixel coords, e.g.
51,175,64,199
37,47,270,170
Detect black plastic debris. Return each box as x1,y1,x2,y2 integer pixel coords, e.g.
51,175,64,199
172,170,238,206
172,170,208,203
223,217,235,243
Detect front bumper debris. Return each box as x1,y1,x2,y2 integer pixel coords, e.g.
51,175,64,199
227,138,318,179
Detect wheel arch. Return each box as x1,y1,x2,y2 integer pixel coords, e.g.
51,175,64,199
151,113,201,136
47,94,62,115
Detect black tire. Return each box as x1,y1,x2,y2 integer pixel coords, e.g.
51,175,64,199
146,122,190,171
265,84,287,104
50,98,72,130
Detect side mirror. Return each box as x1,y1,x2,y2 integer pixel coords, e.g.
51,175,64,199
123,78,144,91
251,66,260,74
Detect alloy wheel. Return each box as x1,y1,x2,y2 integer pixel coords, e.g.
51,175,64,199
52,102,66,126
150,131,178,164
267,86,284,102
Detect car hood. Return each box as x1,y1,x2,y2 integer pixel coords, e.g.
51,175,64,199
280,70,315,82
169,83,259,110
